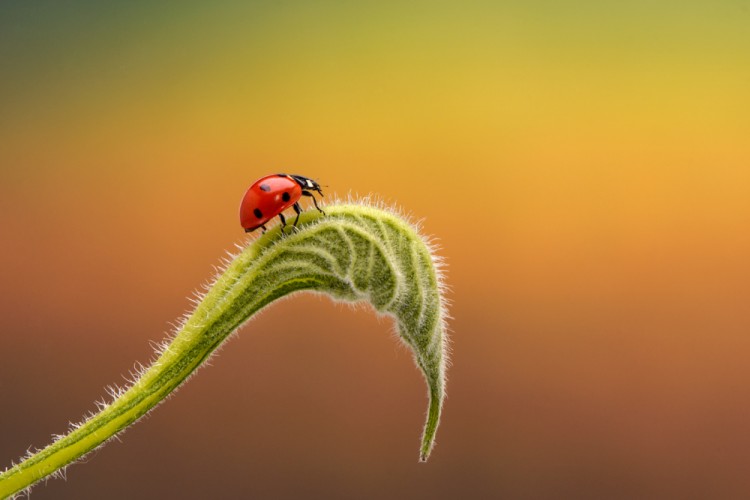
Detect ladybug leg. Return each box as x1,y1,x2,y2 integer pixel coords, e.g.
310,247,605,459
302,191,326,215
278,212,287,236
292,202,302,227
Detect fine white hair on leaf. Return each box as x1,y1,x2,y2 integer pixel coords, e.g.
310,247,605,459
0,200,450,498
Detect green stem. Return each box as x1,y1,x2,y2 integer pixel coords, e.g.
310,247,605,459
0,202,449,498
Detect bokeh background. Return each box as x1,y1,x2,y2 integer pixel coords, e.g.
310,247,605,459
1,1,749,498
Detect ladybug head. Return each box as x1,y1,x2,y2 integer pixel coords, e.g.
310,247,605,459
289,174,324,196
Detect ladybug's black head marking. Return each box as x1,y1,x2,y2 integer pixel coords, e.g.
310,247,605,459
286,174,324,196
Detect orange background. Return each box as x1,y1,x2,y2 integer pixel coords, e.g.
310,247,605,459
1,2,749,498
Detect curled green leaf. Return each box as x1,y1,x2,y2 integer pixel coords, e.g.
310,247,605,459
0,201,449,498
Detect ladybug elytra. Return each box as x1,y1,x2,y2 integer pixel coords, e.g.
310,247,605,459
239,173,325,234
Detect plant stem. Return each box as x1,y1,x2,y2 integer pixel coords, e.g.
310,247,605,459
0,202,449,498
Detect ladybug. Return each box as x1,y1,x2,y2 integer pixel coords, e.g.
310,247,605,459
239,173,325,234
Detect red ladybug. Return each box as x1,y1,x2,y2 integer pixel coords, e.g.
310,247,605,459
239,173,325,233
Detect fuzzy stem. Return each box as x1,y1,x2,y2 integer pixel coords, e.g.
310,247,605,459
0,202,449,498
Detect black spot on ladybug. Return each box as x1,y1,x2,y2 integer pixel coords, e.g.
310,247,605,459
282,192,291,202
259,184,271,192
254,208,263,219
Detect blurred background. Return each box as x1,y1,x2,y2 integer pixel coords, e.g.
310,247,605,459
1,1,749,498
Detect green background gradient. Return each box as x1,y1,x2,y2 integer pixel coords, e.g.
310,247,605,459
1,1,749,498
